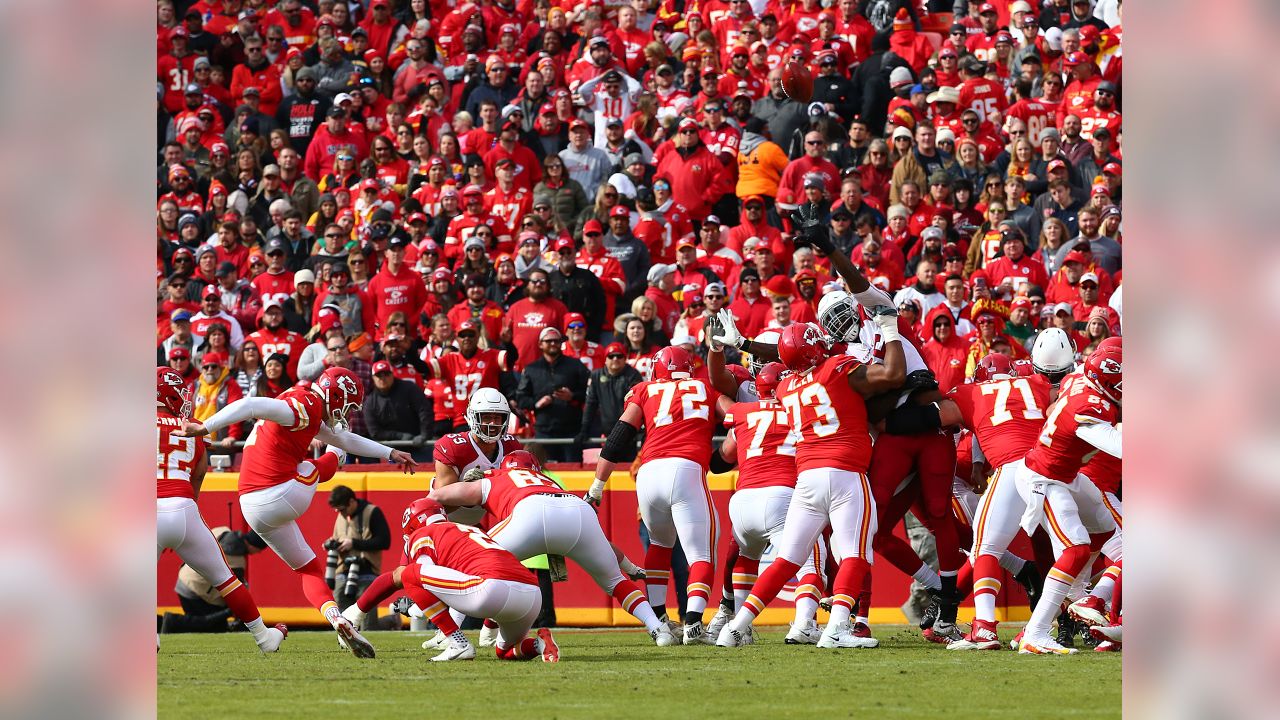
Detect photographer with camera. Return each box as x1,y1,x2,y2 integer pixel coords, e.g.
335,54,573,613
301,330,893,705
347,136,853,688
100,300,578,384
327,485,391,629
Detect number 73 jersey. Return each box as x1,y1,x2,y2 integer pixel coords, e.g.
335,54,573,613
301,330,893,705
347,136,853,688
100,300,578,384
948,374,1053,468
626,378,719,471
775,355,873,474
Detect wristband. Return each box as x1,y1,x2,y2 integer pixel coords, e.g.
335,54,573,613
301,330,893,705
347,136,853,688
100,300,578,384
588,479,607,498
878,321,901,344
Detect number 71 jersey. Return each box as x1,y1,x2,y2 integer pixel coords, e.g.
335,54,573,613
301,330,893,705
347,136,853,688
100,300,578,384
626,378,719,471
948,374,1052,468
776,355,873,474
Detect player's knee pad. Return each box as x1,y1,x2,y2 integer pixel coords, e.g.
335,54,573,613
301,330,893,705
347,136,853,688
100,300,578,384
1058,544,1092,576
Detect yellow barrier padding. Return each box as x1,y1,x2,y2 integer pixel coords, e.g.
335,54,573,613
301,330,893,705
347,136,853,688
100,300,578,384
204,469,741,493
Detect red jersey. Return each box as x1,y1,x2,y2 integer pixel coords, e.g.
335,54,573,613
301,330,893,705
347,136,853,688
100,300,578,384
484,184,533,237
245,327,307,379
1060,372,1120,495
251,270,294,306
157,412,205,500
949,374,1052,468
404,522,536,584
1075,107,1122,142
423,378,458,430
563,340,607,372
480,467,568,521
238,387,328,494
776,355,872,474
444,212,504,266
433,431,524,477
1006,99,1056,146
505,297,568,371
1024,372,1120,483
428,349,509,424
725,400,796,490
576,247,626,328
627,378,718,470
958,78,1008,124
367,264,429,336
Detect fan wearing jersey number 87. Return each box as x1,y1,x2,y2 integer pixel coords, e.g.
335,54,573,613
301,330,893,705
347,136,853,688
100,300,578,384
590,345,732,644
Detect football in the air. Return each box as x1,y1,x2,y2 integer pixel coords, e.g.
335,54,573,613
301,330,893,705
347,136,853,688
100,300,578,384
780,60,813,103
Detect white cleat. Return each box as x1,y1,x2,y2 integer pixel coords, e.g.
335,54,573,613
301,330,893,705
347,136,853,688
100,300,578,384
784,620,822,645
431,638,476,661
257,624,288,653
704,606,733,640
651,624,680,647
683,620,709,645
1067,596,1109,628
817,620,879,649
422,630,449,650
1018,634,1079,655
478,624,499,648
341,604,366,628
335,617,376,658
715,624,754,647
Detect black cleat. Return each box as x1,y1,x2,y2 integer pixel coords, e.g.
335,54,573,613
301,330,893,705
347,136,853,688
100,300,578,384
1055,610,1079,649
918,589,941,630
1014,564,1044,611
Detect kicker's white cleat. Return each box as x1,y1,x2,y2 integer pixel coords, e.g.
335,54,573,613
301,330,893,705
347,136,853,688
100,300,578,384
422,629,448,650
784,620,821,645
651,624,680,647
335,617,376,658
1018,634,1079,655
257,624,287,653
431,638,476,661
478,624,499,648
817,620,879,649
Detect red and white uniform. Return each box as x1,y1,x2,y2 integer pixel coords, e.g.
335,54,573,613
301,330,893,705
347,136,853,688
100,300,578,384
959,77,1009,124
772,355,877,573
158,411,233,579
1064,371,1122,561
251,270,294,307
485,184,532,237
244,326,307,379
427,349,508,426
431,431,523,525
626,378,721,565
401,521,542,646
1075,107,1122,142
1005,99,1056,146
563,340,607,372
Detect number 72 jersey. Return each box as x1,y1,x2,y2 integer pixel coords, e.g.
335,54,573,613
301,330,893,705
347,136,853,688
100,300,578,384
948,374,1053,468
626,378,719,471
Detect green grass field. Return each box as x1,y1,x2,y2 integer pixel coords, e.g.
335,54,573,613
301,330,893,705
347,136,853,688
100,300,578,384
158,626,1120,719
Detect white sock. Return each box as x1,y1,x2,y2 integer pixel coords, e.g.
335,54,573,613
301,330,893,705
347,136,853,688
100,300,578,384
245,617,269,643
998,552,1026,575
728,607,755,633
974,587,998,623
631,601,664,634
686,596,707,616
449,608,466,627
618,556,641,577
1091,575,1117,605
913,563,942,590
1026,578,1073,638
854,615,869,626
408,603,424,618
733,588,751,613
794,597,818,624
827,603,852,627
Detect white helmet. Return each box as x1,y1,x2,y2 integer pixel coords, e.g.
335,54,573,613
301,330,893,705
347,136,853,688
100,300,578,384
748,329,781,376
1031,328,1076,382
466,388,511,442
817,290,861,343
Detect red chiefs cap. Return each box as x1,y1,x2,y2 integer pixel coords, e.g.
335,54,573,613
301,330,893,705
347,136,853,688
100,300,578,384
202,284,220,300
372,360,393,375
168,347,190,360
201,351,226,367
1063,250,1088,265
569,118,590,132
609,205,629,218
431,267,454,282
1047,159,1067,173
456,320,478,334
1011,297,1032,311
978,2,997,14
518,230,541,245
1078,25,1100,44
1103,162,1122,175
554,237,575,252
676,234,696,251
995,31,1013,44
359,178,379,192
564,312,586,329
763,274,794,297
1064,51,1089,67
540,102,556,115
604,342,626,356
731,44,749,57
678,117,699,132
1091,182,1111,196
406,212,429,224
462,183,484,196
683,291,704,308
583,219,604,235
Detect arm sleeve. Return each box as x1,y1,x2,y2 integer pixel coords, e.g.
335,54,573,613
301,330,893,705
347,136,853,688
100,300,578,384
202,397,295,434
971,433,986,464
314,423,394,460
351,507,391,552
1075,420,1122,459
854,286,893,310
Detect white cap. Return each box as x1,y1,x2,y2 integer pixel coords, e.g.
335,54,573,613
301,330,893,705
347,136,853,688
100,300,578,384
646,263,676,284
334,92,354,105
892,126,913,140
936,127,955,144
889,66,913,88
294,269,316,285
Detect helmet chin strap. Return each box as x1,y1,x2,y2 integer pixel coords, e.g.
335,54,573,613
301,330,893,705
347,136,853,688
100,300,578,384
668,371,691,379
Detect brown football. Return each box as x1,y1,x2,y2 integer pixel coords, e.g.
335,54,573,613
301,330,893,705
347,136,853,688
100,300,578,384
780,60,814,103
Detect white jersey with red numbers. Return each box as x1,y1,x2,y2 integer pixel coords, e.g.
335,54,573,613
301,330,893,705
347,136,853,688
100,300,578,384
157,412,206,500
237,387,328,494
841,312,928,397
776,355,873,474
404,522,537,585
1006,99,1056,146
485,185,532,236
700,124,741,159
626,378,719,470
949,373,1052,468
1075,107,1122,142
1023,371,1120,483
724,400,796,490
480,466,567,521
433,432,524,479
428,349,508,424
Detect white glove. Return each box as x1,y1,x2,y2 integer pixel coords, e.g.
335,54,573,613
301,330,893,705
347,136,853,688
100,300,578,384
870,309,901,343
712,308,744,349
586,479,607,506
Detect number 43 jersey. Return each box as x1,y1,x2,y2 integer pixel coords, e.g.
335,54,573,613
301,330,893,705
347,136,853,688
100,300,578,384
948,374,1053,468
776,355,873,474
625,378,720,471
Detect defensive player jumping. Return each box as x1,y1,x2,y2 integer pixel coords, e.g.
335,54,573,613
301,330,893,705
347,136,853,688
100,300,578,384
157,367,286,654
178,366,417,658
430,451,679,646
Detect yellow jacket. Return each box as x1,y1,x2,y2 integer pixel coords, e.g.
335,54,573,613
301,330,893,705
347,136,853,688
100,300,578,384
736,135,790,199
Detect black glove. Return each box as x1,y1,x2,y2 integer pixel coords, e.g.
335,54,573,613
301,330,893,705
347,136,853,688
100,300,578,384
790,203,834,255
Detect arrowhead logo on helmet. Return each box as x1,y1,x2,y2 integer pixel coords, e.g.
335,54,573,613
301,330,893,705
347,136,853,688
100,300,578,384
778,322,830,373
651,345,694,380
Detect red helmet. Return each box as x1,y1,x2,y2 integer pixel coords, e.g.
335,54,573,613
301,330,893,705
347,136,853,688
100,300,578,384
755,362,787,400
401,497,447,536
501,450,541,472
973,353,1017,383
726,363,752,386
1097,336,1122,353
777,323,829,373
651,345,694,380
1083,343,1122,404
315,366,365,425
1011,358,1035,378
157,366,192,417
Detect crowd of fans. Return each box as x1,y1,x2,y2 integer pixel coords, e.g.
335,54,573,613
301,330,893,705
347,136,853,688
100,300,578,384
158,0,1122,461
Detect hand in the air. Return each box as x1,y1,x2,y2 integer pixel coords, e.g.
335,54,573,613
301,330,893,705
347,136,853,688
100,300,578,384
711,309,743,350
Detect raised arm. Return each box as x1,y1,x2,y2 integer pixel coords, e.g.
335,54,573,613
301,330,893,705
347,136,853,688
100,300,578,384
710,308,779,364
791,203,893,308
849,311,906,396
315,423,417,473
179,397,295,436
